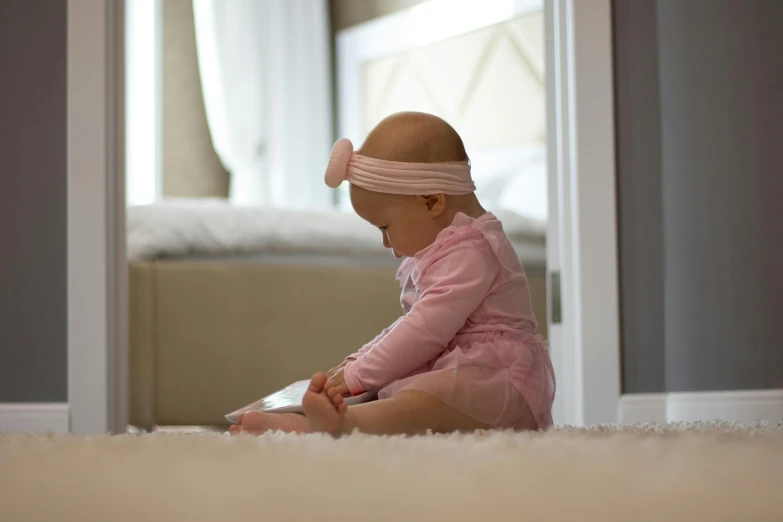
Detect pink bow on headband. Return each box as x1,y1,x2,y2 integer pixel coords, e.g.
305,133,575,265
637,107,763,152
324,138,476,196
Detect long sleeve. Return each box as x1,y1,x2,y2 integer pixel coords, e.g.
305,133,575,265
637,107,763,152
343,236,500,394
344,317,402,361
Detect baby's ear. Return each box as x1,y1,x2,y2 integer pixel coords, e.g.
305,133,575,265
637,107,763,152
420,194,446,215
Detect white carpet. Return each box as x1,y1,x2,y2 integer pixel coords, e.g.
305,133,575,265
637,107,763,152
1,421,782,521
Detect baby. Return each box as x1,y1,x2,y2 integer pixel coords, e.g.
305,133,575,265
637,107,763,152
230,112,555,436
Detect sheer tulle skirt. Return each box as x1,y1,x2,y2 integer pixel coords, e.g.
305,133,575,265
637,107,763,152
378,331,556,430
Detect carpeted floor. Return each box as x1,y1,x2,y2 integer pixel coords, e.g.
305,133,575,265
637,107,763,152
1,421,782,521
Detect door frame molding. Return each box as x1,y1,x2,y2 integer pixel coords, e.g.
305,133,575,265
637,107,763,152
67,0,128,434
545,0,621,426
67,0,621,432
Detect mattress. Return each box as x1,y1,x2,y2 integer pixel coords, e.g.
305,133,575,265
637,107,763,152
126,199,546,265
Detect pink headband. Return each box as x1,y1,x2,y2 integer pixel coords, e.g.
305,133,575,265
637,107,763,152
324,138,475,195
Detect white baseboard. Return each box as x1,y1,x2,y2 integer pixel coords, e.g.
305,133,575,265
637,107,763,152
667,390,783,423
618,390,783,424
618,394,667,424
0,403,70,433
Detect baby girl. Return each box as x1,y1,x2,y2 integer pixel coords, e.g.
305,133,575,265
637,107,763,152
230,112,555,436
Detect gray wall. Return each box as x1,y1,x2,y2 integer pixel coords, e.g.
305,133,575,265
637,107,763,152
614,0,665,394
0,0,68,402
616,0,783,393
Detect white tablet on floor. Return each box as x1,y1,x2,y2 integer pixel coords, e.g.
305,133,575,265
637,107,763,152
225,380,377,424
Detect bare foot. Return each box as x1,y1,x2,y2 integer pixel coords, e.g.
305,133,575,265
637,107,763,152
229,411,309,436
302,373,351,437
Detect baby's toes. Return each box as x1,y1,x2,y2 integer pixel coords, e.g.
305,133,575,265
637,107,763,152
331,392,344,407
308,373,328,393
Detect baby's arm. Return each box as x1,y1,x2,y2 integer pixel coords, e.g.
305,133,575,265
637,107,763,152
344,259,410,362
343,238,500,394
327,317,402,377
343,317,403,362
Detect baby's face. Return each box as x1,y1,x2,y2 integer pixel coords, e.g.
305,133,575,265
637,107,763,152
350,185,443,258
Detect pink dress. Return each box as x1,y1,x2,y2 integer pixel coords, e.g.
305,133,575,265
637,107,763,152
343,212,556,430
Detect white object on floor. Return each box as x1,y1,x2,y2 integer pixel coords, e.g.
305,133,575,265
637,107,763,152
0,403,70,434
225,380,377,423
618,389,783,424
126,199,546,262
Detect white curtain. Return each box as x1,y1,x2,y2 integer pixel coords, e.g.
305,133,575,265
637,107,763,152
192,0,333,209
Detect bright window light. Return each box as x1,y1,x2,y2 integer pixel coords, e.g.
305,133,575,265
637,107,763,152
125,0,161,206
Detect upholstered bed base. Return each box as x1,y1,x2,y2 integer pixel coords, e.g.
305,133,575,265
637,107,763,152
129,259,547,427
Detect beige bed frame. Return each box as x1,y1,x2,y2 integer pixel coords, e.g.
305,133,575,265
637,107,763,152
129,259,547,427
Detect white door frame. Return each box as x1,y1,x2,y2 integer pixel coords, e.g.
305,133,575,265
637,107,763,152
545,0,621,426
67,0,128,434
66,0,621,432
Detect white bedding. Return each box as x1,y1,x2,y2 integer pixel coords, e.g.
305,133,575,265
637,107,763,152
126,199,546,263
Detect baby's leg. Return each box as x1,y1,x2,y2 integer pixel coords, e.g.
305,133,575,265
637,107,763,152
228,410,309,435
302,373,490,437
348,390,492,435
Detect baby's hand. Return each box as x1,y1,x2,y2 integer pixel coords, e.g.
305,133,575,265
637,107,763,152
326,361,345,379
325,368,350,409
326,357,356,379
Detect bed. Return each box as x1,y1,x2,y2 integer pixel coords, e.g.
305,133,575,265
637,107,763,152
128,1,549,428
127,202,546,427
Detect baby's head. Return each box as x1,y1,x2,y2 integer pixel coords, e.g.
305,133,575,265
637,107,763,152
327,112,484,258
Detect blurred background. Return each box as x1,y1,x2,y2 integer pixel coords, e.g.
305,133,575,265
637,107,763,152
1,0,781,434
123,0,549,429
